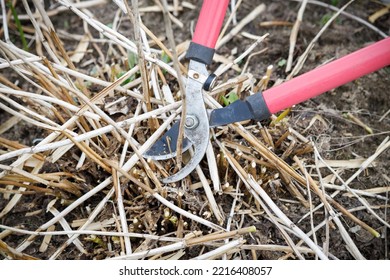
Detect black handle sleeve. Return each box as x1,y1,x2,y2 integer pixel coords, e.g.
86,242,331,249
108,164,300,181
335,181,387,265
186,42,215,65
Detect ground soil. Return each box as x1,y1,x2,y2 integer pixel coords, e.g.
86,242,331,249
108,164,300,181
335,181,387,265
0,0,389,260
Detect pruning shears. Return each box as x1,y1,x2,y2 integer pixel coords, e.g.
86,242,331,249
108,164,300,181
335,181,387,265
144,0,390,183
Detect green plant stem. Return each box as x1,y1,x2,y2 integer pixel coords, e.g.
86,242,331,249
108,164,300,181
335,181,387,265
8,1,29,51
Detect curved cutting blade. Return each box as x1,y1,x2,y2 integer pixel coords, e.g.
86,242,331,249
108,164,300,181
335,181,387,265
162,60,210,183
143,121,192,161
161,141,208,183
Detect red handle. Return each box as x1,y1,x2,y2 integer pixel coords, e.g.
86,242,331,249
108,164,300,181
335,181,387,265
263,37,390,114
192,0,230,49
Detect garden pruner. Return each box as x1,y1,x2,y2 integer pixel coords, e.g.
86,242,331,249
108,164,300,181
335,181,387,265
144,0,231,183
144,0,390,183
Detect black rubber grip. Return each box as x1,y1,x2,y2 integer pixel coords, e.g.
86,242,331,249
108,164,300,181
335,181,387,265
246,92,271,122
186,42,215,65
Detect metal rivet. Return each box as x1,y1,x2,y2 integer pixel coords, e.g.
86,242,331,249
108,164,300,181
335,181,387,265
184,115,199,129
192,72,199,79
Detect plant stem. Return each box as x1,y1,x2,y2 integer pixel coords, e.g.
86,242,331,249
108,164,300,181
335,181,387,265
8,1,28,50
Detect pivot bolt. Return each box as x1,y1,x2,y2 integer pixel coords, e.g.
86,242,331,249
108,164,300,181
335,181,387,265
184,115,199,129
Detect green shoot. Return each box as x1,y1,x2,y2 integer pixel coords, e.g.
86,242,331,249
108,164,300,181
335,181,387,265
160,51,171,74
277,58,287,67
221,91,239,106
8,1,29,51
161,51,171,64
116,71,132,86
127,51,138,82
331,0,339,6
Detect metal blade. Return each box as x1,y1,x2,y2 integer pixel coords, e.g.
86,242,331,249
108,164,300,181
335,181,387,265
143,60,210,183
161,60,210,183
209,92,271,127
208,98,255,127
161,141,208,183
143,122,192,160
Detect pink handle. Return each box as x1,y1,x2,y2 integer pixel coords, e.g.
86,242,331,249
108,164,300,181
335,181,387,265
192,0,230,49
263,37,390,114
